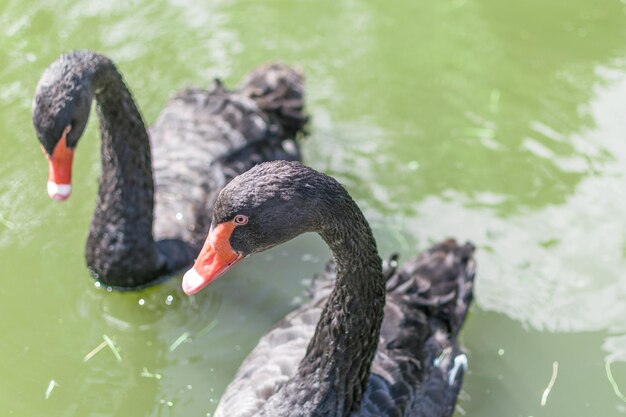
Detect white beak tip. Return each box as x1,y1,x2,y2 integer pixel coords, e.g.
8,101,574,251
182,267,205,295
47,182,72,201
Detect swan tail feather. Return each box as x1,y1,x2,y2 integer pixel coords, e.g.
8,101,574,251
387,239,476,337
238,63,308,139
307,253,400,300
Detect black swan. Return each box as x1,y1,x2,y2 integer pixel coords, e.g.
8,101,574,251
182,161,476,417
31,50,307,289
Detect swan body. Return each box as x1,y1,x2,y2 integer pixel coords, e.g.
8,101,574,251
32,51,306,288
183,161,475,417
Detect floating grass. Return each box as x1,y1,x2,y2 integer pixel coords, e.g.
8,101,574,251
141,367,162,380
83,340,107,362
197,319,219,337
540,361,558,406
103,334,122,362
169,331,190,352
45,379,58,400
605,359,626,402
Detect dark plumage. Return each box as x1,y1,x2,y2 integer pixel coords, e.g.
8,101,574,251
184,161,476,417
32,51,307,288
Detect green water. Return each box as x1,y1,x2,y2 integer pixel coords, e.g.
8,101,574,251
2,0,626,415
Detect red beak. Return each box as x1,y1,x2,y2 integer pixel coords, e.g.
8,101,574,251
43,126,73,201
182,221,244,295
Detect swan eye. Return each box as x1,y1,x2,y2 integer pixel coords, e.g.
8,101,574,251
233,214,248,225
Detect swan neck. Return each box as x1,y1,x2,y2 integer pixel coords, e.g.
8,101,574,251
85,58,162,287
310,210,385,415
263,192,385,417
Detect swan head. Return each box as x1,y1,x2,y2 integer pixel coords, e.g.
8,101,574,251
32,52,95,201
183,161,333,295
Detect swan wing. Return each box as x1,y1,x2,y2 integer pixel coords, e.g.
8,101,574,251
215,240,474,417
215,304,323,417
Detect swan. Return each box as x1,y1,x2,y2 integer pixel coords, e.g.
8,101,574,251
182,161,476,417
31,50,307,289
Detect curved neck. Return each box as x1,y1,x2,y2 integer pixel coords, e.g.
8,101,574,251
83,56,163,287
263,192,386,417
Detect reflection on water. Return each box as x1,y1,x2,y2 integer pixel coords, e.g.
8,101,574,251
1,0,626,416
400,73,626,333
307,0,626,213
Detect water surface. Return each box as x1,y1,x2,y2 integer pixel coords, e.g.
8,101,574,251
1,0,626,416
